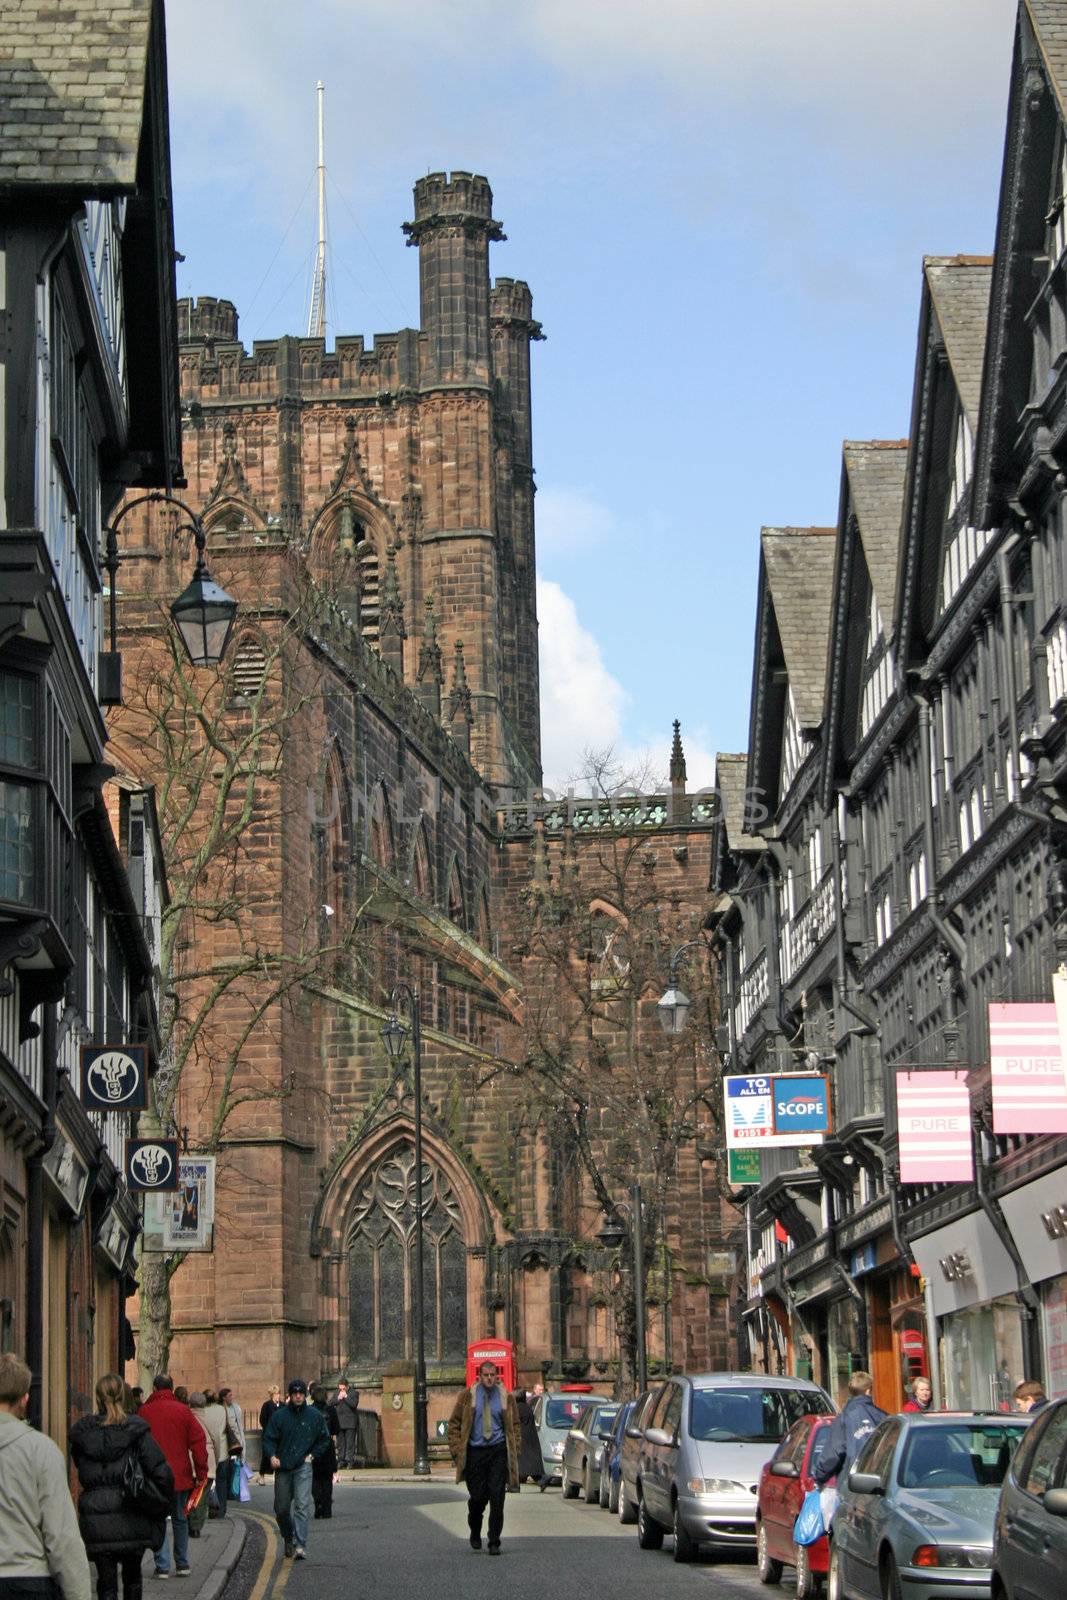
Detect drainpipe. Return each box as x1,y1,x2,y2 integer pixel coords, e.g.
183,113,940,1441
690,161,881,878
997,537,1022,801
916,696,967,966
972,1115,1042,1381
26,1002,58,1430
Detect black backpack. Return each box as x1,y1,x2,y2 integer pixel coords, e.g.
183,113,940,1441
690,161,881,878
122,1444,171,1517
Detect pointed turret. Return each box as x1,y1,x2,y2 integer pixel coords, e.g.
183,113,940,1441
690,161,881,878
416,594,444,719
447,640,474,754
669,719,688,823
378,544,406,676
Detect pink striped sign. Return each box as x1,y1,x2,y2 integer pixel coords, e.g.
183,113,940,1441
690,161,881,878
989,1003,1067,1134
896,1071,973,1183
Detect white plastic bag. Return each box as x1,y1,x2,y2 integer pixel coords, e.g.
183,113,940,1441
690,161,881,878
819,1484,839,1527
239,1462,253,1503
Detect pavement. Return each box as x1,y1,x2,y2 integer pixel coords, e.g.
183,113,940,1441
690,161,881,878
209,1478,796,1600
139,1507,248,1600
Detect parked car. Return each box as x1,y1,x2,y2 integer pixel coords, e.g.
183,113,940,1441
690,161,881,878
618,1388,661,1524
828,1411,1029,1600
635,1373,835,1562
600,1400,636,1511
757,1413,834,1598
561,1400,621,1502
992,1394,1067,1600
533,1390,596,1484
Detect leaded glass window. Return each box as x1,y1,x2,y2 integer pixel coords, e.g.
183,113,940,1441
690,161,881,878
346,1146,467,1366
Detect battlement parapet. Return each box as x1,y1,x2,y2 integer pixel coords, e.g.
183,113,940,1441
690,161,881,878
178,296,239,343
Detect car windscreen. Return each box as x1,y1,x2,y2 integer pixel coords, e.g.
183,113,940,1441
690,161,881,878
590,1404,621,1435
544,1396,593,1429
689,1386,834,1443
897,1423,1028,1489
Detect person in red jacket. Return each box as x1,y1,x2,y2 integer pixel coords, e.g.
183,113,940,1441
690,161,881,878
140,1376,208,1578
902,1376,933,1413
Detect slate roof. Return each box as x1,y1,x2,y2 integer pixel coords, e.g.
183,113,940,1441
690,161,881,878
0,0,155,192
924,256,993,431
760,527,837,730
716,753,766,853
842,441,908,628
1027,0,1067,127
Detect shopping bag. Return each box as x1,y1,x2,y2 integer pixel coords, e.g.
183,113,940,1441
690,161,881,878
230,1457,242,1498
239,1462,253,1504
819,1484,839,1528
793,1487,825,1546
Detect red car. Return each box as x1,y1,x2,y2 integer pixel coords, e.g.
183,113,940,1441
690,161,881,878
756,1413,833,1599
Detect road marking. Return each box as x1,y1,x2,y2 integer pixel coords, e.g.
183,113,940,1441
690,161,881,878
240,1509,290,1600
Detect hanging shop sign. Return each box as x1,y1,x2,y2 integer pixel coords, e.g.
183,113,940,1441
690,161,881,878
161,1156,216,1250
895,1070,973,1184
989,1003,1067,1134
125,1138,179,1192
728,1148,762,1185
80,1045,148,1111
723,1074,830,1149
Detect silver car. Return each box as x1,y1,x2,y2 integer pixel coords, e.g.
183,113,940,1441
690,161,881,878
635,1373,835,1561
561,1400,621,1502
829,1412,1029,1600
993,1395,1067,1600
533,1390,595,1484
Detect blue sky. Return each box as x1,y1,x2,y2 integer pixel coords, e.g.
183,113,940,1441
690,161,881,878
165,0,1017,791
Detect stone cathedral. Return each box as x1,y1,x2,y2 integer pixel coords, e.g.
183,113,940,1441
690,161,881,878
112,173,738,1454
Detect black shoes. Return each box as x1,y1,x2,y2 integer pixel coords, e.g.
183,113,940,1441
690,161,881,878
469,1533,482,1551
487,1543,501,1556
284,1540,294,1559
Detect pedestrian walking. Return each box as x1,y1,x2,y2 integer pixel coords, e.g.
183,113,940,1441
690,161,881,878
257,1387,282,1482
447,1359,520,1557
70,1373,174,1600
185,1397,214,1538
140,1374,209,1579
331,1382,359,1469
0,1352,92,1600
309,1387,338,1520
218,1389,245,1466
1014,1380,1049,1414
814,1372,887,1490
902,1376,933,1413
515,1390,544,1486
198,1392,231,1519
262,1379,331,1560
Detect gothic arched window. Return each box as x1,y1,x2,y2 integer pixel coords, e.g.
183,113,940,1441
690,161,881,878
447,862,465,929
368,785,395,872
346,1147,467,1367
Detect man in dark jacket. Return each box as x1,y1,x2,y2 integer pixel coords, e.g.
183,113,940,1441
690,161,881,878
262,1380,331,1560
140,1375,209,1578
814,1372,887,1487
331,1382,359,1470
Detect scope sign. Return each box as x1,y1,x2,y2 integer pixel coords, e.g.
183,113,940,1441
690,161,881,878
772,1075,831,1136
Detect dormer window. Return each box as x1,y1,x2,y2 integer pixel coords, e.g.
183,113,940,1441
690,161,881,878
780,688,804,796
940,408,990,610
1047,133,1067,267
860,586,894,740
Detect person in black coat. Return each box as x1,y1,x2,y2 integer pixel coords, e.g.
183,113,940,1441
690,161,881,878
70,1373,174,1600
515,1390,545,1485
309,1386,338,1519
258,1385,282,1479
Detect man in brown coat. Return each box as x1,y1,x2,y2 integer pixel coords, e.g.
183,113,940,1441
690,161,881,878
448,1360,519,1555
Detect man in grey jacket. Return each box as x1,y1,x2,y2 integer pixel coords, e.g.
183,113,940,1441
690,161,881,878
0,1353,91,1600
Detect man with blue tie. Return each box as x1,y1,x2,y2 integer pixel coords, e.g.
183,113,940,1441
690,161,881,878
447,1361,520,1554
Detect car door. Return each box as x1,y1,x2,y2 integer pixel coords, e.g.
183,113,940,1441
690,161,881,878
764,1420,808,1559
838,1421,901,1600
1006,1403,1067,1600
640,1382,679,1522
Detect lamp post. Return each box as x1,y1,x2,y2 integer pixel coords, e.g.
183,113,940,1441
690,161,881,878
599,1181,648,1394
379,984,430,1476
656,938,706,1037
100,490,238,702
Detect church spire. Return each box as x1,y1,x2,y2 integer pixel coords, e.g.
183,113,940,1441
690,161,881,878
670,719,688,822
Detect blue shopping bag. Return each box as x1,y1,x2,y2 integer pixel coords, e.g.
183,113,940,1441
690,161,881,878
793,1487,825,1546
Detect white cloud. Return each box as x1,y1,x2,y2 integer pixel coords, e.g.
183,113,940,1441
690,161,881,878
535,484,615,554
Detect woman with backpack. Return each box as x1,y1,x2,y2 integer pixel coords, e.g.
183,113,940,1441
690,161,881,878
70,1373,174,1600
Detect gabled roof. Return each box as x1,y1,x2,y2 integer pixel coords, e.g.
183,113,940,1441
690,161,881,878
759,527,837,729
842,441,908,627
924,257,993,431
0,0,156,193
716,754,766,854
1027,0,1067,126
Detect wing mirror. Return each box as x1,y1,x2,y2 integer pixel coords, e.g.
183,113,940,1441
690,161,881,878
644,1426,677,1448
771,1461,800,1478
1044,1488,1067,1517
849,1471,884,1495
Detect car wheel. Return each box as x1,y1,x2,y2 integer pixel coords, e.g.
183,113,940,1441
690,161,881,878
618,1481,637,1524
562,1463,579,1499
599,1467,610,1509
757,1520,784,1584
637,1492,665,1551
795,1540,817,1599
584,1462,598,1503
673,1501,698,1563
609,1474,621,1514
880,1553,903,1600
827,1545,844,1600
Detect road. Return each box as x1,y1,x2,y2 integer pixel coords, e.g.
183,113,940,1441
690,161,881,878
228,1479,792,1600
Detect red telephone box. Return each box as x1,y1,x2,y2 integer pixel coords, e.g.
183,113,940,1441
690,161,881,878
465,1338,517,1391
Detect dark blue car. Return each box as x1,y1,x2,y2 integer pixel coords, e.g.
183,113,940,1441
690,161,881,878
599,1400,637,1512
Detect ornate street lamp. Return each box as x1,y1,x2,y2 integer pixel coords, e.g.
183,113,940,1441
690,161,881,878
656,938,707,1037
598,1182,648,1394
100,490,238,701
379,984,430,1477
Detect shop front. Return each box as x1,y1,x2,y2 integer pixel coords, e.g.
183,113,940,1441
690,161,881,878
999,1166,1067,1399
910,1211,1024,1412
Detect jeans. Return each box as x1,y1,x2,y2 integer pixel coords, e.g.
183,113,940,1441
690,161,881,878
274,1462,312,1549
93,1551,144,1600
154,1493,190,1574
466,1442,508,1545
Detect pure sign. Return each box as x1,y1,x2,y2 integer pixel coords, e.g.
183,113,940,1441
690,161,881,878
81,1045,148,1111
125,1138,180,1192
723,1074,830,1149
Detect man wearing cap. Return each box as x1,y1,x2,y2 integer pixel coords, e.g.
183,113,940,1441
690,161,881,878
261,1381,331,1560
447,1361,519,1556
